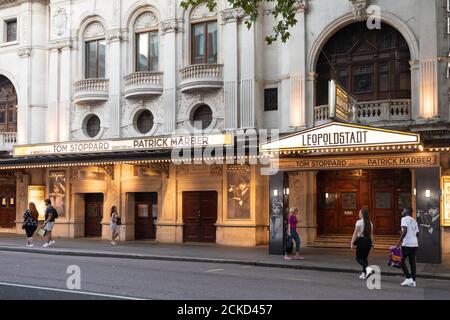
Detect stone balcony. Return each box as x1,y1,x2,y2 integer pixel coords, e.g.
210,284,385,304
124,72,163,99
73,79,109,104
314,99,412,126
179,64,223,93
0,132,17,152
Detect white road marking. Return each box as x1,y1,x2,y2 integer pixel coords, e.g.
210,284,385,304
205,269,225,273
0,282,145,300
284,277,312,282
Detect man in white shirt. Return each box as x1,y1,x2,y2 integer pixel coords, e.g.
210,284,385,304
396,207,419,288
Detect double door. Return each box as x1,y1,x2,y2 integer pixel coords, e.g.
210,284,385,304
183,191,218,243
135,193,157,240
84,193,103,237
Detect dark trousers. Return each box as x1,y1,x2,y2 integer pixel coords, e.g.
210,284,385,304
401,246,418,281
356,238,372,273
25,226,37,238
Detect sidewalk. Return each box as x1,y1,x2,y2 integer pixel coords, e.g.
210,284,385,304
0,234,449,280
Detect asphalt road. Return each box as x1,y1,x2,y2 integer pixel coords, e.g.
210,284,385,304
0,251,449,300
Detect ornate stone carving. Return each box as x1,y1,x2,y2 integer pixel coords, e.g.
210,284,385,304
53,7,68,36
220,8,246,22
349,0,369,22
210,164,223,176
160,19,178,33
100,165,114,180
84,22,105,39
293,0,308,12
135,12,159,31
191,3,217,21
106,29,122,42
49,39,73,51
176,164,189,176
18,47,32,58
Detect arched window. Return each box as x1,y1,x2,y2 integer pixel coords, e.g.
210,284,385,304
316,22,411,105
191,104,213,130
135,12,159,72
190,4,217,64
136,110,154,134
84,22,106,79
85,115,101,138
0,75,17,133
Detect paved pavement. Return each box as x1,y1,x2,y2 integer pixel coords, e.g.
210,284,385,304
1,251,449,300
0,234,449,280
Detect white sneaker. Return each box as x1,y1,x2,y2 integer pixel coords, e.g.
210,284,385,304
359,272,366,279
50,240,56,245
43,242,50,248
28,244,34,248
401,278,413,286
111,241,116,246
408,280,417,287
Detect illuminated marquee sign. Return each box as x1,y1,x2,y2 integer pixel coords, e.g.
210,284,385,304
261,122,420,151
272,153,438,171
13,133,234,157
328,80,357,122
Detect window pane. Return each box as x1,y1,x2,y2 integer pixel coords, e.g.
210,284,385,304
342,192,357,209
86,42,97,78
337,68,348,89
137,110,154,134
86,116,101,138
193,23,205,64
98,40,106,78
319,193,336,209
0,108,5,124
375,192,392,209
192,105,213,130
150,32,159,71
264,88,278,111
136,33,149,72
207,22,217,64
353,65,373,93
6,20,17,42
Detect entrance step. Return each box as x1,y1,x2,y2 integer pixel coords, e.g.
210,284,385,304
311,234,399,250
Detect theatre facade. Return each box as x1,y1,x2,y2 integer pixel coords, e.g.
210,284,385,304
0,0,449,262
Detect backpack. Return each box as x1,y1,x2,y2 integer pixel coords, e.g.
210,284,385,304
51,206,58,219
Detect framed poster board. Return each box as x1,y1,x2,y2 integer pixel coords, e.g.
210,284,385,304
227,165,251,219
28,186,46,220
48,170,67,218
442,177,450,227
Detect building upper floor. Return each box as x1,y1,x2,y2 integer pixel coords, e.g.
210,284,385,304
0,0,449,149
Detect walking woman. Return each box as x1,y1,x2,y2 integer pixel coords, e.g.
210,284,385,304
285,208,304,260
110,206,120,246
23,202,39,247
351,208,374,279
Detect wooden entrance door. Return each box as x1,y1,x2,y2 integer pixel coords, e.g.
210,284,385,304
135,193,157,240
371,170,411,235
317,171,366,235
317,169,411,236
183,191,218,243
0,185,16,228
84,193,103,237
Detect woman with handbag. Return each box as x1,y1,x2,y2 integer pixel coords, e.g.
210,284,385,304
284,208,304,260
350,208,374,279
23,202,39,247
110,206,120,246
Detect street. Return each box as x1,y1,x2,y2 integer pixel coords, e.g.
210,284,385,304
0,251,449,300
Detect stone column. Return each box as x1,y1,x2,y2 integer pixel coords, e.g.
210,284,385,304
48,40,73,142
305,72,317,128
161,20,178,134
410,60,420,120
107,30,123,138
289,2,308,129
221,8,243,130
240,16,256,129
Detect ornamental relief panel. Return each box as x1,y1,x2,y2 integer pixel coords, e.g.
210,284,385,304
70,105,108,140
177,89,224,131
121,97,164,137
